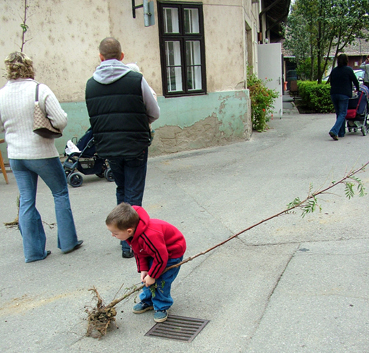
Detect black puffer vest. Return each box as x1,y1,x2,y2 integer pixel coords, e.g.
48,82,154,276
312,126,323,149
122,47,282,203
85,71,150,158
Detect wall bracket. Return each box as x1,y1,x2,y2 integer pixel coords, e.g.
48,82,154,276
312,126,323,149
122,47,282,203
132,0,155,26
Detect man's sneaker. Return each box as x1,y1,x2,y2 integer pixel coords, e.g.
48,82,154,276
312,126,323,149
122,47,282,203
154,310,168,323
122,249,134,258
132,302,153,314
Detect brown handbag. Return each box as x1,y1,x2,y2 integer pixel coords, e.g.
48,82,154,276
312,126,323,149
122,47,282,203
33,83,62,138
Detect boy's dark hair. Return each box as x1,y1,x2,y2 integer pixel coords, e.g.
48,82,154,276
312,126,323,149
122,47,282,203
337,54,348,67
106,202,139,230
99,37,122,60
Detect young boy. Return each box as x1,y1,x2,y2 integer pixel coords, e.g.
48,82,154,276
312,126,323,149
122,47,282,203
106,202,186,323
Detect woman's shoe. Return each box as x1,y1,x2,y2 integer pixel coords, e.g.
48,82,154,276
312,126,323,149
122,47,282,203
329,131,338,140
63,240,83,254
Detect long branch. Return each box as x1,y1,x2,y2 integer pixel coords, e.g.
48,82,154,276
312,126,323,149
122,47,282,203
100,162,368,307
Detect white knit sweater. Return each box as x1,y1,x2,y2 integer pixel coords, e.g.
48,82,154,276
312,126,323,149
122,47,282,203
0,78,67,159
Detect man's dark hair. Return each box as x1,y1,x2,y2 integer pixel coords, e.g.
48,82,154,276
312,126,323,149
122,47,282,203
99,37,122,60
337,54,348,67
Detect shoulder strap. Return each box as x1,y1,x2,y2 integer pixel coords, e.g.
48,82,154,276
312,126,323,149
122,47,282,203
35,83,40,102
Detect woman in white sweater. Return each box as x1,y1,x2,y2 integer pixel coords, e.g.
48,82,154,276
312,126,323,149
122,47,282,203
0,52,83,262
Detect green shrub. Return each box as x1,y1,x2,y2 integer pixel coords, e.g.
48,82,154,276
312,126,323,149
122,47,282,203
297,81,334,113
247,68,279,132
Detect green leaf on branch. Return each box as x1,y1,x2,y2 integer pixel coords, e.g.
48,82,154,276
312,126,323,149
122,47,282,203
345,182,355,199
287,197,302,211
301,196,321,218
20,23,28,33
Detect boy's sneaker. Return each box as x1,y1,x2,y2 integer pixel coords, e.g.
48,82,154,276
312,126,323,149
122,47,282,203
154,310,168,323
132,302,153,314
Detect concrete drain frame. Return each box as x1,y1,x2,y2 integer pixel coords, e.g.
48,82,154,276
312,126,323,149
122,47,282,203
145,315,210,342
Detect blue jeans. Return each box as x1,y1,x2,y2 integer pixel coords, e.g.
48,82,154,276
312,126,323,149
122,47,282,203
108,148,148,251
139,257,183,311
9,158,78,262
330,94,349,137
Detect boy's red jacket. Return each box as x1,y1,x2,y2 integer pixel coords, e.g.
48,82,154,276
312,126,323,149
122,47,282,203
126,206,186,279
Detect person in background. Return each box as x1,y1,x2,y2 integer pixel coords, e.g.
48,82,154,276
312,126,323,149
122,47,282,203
0,52,83,263
85,38,160,258
329,53,360,141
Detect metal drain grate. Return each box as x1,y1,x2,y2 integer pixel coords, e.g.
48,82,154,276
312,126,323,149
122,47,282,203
145,315,209,342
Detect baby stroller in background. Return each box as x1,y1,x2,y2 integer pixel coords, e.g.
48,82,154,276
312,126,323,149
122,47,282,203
346,85,369,136
63,128,114,187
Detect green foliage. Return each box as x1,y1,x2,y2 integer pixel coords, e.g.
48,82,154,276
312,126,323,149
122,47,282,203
297,81,334,113
247,68,279,132
287,175,366,218
284,0,369,82
296,57,332,81
149,280,165,298
345,176,366,199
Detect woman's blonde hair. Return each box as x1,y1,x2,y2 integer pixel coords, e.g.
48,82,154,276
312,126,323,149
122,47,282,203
4,52,35,80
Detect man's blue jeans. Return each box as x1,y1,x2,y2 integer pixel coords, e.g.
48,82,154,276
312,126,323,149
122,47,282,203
108,148,148,251
9,158,78,263
330,94,349,137
139,257,183,311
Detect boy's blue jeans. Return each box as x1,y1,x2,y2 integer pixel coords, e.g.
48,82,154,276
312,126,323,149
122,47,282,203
140,256,183,311
9,158,78,262
330,94,349,137
108,148,148,252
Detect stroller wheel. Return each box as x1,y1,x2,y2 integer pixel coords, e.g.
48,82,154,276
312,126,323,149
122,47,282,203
67,172,83,187
65,169,71,177
104,168,115,182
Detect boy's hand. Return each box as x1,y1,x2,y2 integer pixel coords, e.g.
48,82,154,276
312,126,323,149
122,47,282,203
143,275,156,287
140,271,148,282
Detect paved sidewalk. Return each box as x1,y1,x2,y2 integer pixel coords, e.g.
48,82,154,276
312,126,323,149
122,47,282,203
1,111,368,352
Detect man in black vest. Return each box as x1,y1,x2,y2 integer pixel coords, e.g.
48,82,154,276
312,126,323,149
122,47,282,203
85,37,160,258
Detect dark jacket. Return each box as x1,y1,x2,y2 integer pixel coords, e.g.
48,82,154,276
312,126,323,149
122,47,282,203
85,71,151,158
330,66,360,98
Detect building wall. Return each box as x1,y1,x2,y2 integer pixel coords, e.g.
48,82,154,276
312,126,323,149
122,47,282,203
0,0,258,162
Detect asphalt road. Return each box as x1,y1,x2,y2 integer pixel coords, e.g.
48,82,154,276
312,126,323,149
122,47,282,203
0,110,368,352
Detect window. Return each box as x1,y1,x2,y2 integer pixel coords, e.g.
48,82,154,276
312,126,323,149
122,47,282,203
158,2,206,97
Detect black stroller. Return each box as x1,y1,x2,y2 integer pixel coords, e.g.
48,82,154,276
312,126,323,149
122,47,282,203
63,128,114,187
346,85,369,136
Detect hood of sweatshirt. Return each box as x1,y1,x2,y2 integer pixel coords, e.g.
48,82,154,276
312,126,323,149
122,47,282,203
93,59,131,84
132,206,149,236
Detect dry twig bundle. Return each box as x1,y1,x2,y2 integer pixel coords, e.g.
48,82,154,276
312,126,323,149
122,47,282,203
85,284,144,339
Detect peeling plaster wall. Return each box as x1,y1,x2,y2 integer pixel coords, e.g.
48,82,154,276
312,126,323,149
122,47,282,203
150,90,252,156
